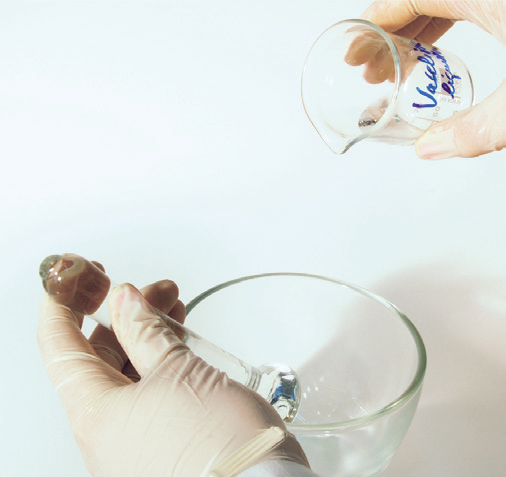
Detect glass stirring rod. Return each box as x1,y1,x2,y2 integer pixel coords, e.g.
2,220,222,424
39,253,300,422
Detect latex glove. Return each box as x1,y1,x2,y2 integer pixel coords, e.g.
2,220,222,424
38,280,308,477
362,0,506,159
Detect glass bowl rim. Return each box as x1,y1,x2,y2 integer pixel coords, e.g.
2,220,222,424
186,272,427,432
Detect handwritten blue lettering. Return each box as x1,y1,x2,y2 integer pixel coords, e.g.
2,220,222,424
442,70,461,97
411,42,461,109
412,87,438,108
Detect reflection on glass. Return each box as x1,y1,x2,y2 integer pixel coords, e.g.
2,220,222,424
302,19,474,154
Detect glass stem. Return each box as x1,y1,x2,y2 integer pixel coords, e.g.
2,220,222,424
92,284,300,422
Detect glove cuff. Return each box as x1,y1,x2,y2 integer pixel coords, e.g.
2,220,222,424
208,427,287,477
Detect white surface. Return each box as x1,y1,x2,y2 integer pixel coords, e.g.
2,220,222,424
1,1,505,476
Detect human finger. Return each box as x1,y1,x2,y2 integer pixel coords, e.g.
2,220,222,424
88,324,129,373
344,31,395,85
91,260,106,273
168,299,186,324
345,31,384,66
415,81,506,159
38,295,129,415
39,253,111,317
362,0,462,33
362,45,396,84
109,283,189,377
364,0,505,44
346,16,433,68
122,360,140,382
412,16,455,44
87,279,185,375
391,14,433,39
140,279,186,324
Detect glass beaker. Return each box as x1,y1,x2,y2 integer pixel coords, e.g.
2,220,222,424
301,19,474,154
186,273,427,477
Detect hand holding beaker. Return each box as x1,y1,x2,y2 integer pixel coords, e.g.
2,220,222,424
361,0,505,159
302,19,474,155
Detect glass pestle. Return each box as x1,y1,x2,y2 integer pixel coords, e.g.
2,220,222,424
39,253,300,422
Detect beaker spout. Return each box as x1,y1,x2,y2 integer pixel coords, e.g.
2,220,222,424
322,134,360,155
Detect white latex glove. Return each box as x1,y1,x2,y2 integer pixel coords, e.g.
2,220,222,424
38,280,309,477
362,0,506,159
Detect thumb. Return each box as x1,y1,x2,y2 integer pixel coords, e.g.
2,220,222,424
109,283,190,377
415,81,506,160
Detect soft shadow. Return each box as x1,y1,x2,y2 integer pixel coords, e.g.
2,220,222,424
375,263,506,476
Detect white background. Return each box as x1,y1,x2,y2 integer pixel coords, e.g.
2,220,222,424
1,1,505,476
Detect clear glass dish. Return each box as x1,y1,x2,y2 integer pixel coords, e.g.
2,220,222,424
186,273,427,477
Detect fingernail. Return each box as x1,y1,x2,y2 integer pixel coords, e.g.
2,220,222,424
109,284,127,308
110,283,140,309
415,127,457,160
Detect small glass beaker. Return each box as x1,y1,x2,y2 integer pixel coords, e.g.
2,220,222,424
186,273,427,477
301,19,474,154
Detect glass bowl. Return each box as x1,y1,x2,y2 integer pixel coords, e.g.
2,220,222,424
186,273,426,477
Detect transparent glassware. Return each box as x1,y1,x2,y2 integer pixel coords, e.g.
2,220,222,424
301,19,474,154
38,254,300,422
185,273,427,477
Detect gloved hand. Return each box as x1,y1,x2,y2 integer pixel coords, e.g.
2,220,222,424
38,279,309,477
362,0,505,159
